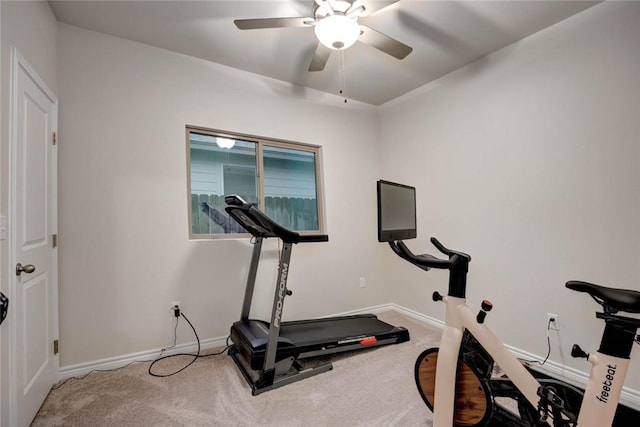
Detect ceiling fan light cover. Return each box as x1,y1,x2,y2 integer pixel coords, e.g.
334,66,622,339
314,15,360,50
216,137,235,149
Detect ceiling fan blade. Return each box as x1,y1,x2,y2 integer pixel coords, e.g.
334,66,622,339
234,17,312,30
359,0,399,17
358,24,412,59
308,43,332,72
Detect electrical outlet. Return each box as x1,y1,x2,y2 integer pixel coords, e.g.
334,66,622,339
547,313,559,331
359,277,366,288
170,301,181,317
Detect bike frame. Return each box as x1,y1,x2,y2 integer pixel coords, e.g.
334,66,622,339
433,294,630,427
388,238,636,427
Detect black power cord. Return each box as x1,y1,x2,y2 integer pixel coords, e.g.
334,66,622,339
148,310,231,378
148,311,200,377
538,319,553,365
519,318,553,366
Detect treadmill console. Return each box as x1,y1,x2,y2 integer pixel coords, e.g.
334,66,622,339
224,194,246,206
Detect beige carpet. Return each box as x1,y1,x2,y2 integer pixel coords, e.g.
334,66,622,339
32,311,440,426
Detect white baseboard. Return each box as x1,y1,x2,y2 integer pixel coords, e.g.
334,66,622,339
58,336,229,381
326,303,399,317
386,303,446,329
58,303,640,412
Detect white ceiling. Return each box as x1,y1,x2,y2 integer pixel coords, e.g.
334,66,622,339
49,0,600,106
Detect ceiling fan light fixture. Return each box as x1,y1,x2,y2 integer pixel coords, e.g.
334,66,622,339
216,137,235,149
314,15,360,50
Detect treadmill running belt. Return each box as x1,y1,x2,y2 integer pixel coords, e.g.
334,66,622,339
279,315,397,344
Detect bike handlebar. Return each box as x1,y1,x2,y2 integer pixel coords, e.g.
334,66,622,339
389,237,471,298
430,236,453,257
390,237,471,271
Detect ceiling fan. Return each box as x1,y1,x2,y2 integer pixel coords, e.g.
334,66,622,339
234,0,412,72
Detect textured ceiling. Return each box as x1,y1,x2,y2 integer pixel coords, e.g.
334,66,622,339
49,0,600,105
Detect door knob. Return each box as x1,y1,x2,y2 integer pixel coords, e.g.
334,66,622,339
16,263,36,276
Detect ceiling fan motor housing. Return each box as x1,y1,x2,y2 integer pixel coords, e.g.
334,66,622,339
313,0,359,20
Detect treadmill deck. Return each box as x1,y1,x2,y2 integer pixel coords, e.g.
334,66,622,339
231,313,410,370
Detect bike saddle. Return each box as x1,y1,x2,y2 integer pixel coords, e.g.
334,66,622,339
566,280,640,314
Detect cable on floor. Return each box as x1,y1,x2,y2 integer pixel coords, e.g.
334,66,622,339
148,311,230,377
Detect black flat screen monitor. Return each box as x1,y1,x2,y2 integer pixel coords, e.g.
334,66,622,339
377,180,417,242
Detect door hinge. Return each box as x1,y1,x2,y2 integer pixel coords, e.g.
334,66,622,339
52,132,57,146
52,234,57,248
53,340,59,355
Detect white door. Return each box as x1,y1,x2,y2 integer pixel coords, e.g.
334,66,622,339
10,48,58,427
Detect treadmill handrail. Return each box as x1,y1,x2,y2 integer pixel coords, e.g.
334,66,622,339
225,198,328,244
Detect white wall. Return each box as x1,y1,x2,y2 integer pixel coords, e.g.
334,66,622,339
56,23,388,367
0,1,58,425
379,1,640,394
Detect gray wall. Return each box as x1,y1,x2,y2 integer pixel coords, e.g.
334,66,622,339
379,1,640,394
56,23,389,367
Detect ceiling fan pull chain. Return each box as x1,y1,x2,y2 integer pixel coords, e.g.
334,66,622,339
340,49,347,103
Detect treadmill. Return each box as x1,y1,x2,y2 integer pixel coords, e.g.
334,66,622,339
224,195,410,395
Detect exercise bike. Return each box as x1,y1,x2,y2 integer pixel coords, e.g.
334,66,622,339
389,237,640,427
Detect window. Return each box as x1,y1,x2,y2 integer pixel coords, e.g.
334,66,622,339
187,126,325,238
